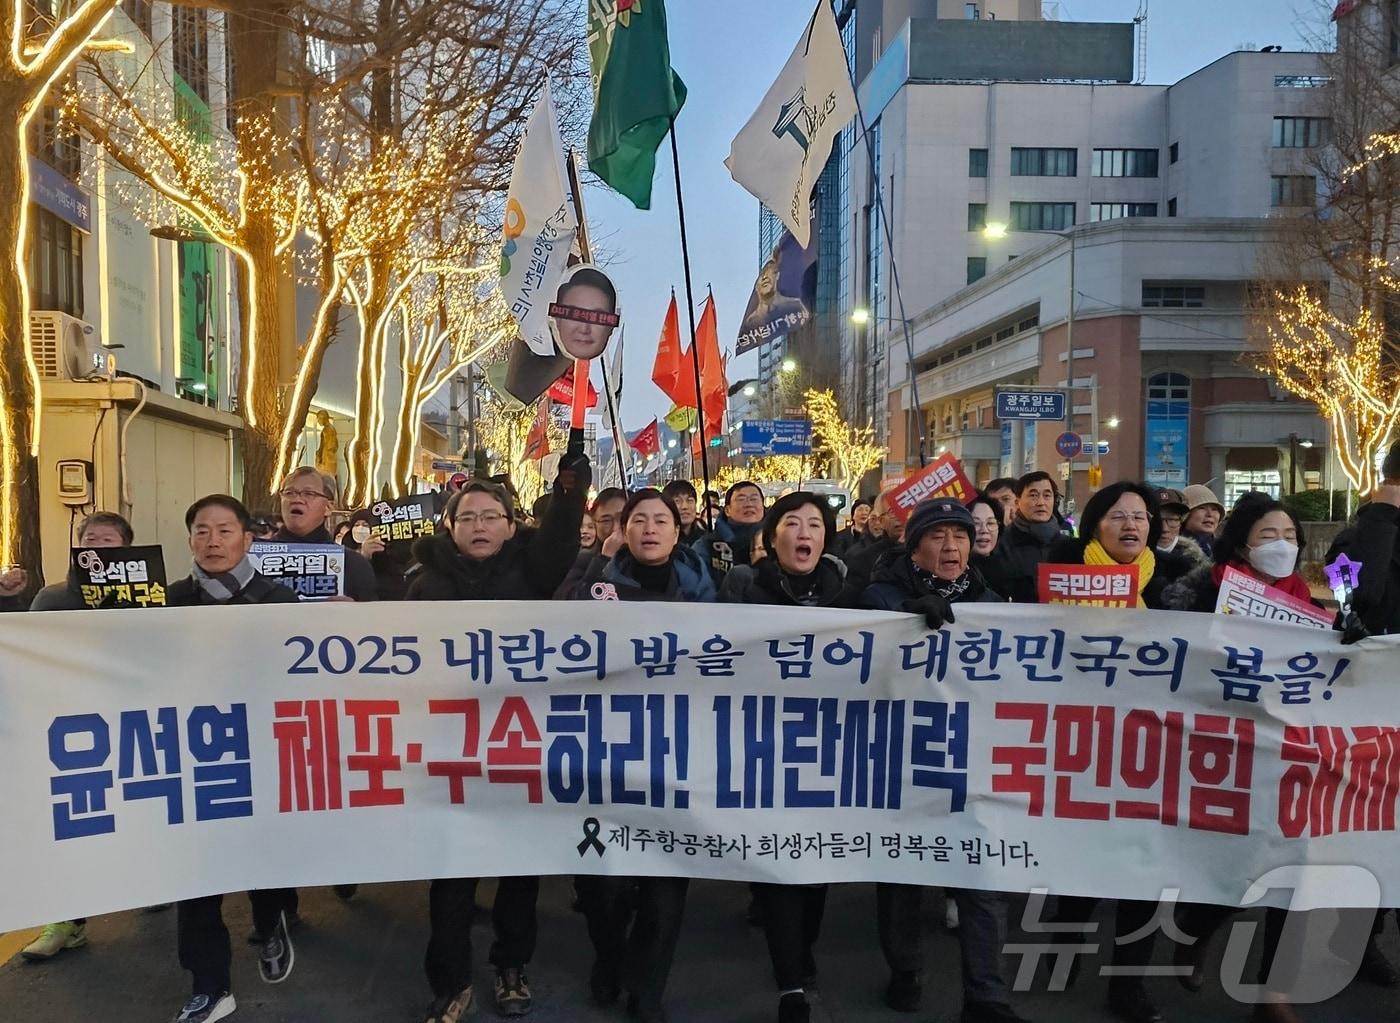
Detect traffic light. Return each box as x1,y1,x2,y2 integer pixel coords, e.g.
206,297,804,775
1087,464,1103,488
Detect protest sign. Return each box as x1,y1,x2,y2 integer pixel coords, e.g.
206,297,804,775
1038,563,1140,609
366,495,436,553
1215,566,1334,630
71,546,167,608
248,542,345,600
886,453,976,523
1,601,1396,930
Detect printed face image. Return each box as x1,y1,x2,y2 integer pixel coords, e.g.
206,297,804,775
550,269,618,361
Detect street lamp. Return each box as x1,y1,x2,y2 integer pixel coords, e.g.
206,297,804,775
1106,417,1120,429
781,357,797,374
850,307,871,325
743,385,756,397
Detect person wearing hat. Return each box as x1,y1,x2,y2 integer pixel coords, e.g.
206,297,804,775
1180,484,1225,559
862,499,1028,1023
1154,488,1207,567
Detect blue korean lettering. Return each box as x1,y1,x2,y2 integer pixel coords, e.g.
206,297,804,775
546,693,605,803
632,632,690,678
780,697,839,808
910,700,970,811
1072,635,1130,687
557,631,607,680
187,704,253,821
48,713,115,840
838,700,904,810
442,629,493,684
608,695,647,806
118,707,183,825
823,632,875,685
714,695,775,809
499,630,557,682
1013,630,1066,682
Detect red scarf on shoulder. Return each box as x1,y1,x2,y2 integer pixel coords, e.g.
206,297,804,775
1211,561,1313,602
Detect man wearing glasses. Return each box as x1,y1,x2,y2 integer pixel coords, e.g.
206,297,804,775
272,467,379,602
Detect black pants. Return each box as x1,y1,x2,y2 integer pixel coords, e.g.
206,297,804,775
577,875,689,1014
177,888,297,996
424,876,539,999
875,883,1013,1004
755,883,826,990
1051,897,1158,991
1176,902,1289,988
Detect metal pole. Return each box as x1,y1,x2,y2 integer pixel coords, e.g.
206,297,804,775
668,119,714,499
1064,229,1076,513
1089,372,1100,485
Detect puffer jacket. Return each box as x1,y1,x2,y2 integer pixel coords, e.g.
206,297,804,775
862,548,1003,612
719,553,855,608
573,544,716,602
1326,502,1400,635
692,513,761,584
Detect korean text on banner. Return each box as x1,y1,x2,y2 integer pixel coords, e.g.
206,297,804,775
2,602,1397,931
367,496,436,553
886,453,976,523
1215,566,1334,630
71,545,167,608
1038,563,1140,609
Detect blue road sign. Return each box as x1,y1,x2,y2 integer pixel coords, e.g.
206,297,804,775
1055,431,1083,458
740,419,813,456
996,390,1066,421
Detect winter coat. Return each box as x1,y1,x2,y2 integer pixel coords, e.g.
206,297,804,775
680,521,709,547
572,544,716,603
996,518,1065,604
343,536,415,602
1041,535,1192,611
1158,535,1209,569
406,479,582,602
1326,502,1400,636
971,545,1017,603
862,548,1004,612
1159,562,1220,614
841,535,899,597
693,513,761,585
830,527,867,558
719,553,855,609
272,525,380,602
166,572,300,606
30,565,93,611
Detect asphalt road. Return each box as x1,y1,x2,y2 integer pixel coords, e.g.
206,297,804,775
1,879,1398,1022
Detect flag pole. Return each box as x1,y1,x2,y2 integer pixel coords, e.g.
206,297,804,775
597,342,630,488
836,5,927,468
667,118,713,499
564,150,598,457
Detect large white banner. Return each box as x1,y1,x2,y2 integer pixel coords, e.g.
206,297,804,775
0,601,1396,930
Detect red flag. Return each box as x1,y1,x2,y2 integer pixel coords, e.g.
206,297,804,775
521,400,551,463
628,418,660,458
651,293,696,407
695,294,728,435
546,363,598,407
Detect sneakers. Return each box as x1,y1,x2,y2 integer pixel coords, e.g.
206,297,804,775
962,1001,1033,1023
495,966,532,1016
246,910,300,946
258,911,295,985
425,986,474,1023
1107,982,1163,1023
883,970,923,1012
173,991,236,1023
778,992,811,1023
20,920,86,961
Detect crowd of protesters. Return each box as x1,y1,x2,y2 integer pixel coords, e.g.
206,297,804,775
3,439,1400,1023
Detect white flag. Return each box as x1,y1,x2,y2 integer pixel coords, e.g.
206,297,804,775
501,81,578,356
724,0,856,248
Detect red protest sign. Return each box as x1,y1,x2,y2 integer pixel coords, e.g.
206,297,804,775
546,364,598,408
1038,563,1141,608
886,453,976,523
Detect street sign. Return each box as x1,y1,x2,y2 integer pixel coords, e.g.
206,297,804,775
996,390,1066,422
740,419,813,456
447,472,469,491
431,460,461,472
1055,431,1083,458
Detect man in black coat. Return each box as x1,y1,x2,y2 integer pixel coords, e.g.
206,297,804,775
165,494,298,1023
1327,443,1400,637
842,490,904,595
996,470,1067,603
272,467,378,601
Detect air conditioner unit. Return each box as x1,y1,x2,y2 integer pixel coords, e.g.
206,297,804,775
30,311,109,381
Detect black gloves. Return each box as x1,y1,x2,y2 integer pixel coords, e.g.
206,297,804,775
555,451,592,495
906,594,956,630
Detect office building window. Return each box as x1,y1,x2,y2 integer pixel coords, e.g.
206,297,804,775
1090,203,1158,221
1143,284,1205,308
1092,148,1159,177
969,148,988,177
1272,117,1328,148
1010,147,1077,176
967,203,987,231
29,101,80,178
965,2,980,18
1168,197,1178,217
1169,142,1179,164
172,7,209,102
1010,201,1075,231
967,257,987,284
1271,174,1315,207
121,0,152,36
29,207,84,318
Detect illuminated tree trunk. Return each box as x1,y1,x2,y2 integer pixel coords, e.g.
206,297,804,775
236,241,285,502
0,93,43,583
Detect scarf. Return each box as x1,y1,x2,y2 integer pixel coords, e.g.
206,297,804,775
1013,514,1062,545
911,562,983,602
192,557,256,603
1083,539,1156,606
1212,561,1313,603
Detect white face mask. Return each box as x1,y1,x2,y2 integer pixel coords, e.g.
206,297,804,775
1247,538,1298,579
351,523,372,545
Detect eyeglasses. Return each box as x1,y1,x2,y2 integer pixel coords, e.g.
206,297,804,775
455,512,508,526
1161,515,1183,526
280,488,328,500
1105,512,1150,526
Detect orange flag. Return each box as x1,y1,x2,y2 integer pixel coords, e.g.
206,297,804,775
695,294,728,435
651,293,696,408
521,400,551,463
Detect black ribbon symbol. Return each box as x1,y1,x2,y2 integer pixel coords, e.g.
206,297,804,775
577,817,605,858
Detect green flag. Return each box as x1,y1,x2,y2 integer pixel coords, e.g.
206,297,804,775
587,0,687,210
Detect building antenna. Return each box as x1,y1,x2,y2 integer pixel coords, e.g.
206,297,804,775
1134,1,1150,84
